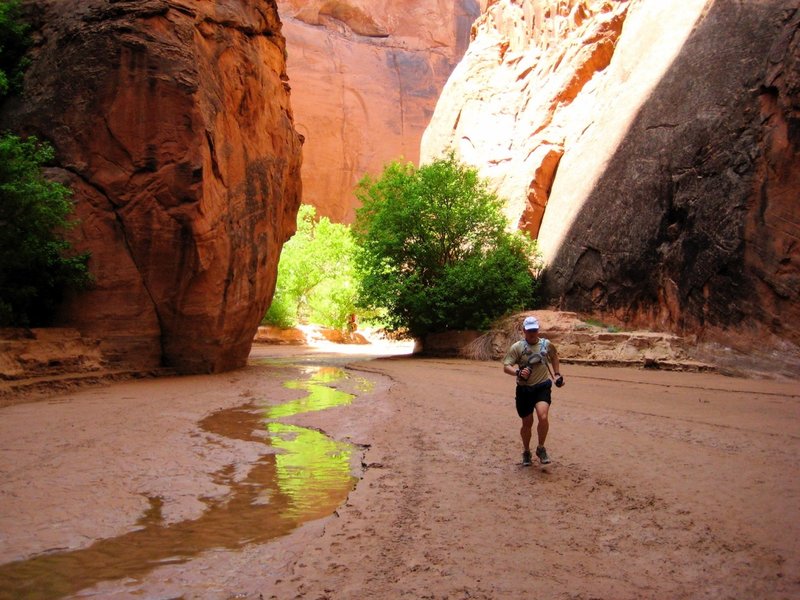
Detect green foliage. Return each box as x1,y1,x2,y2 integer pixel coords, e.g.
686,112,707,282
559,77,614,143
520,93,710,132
0,0,30,100
263,205,359,330
581,317,622,333
353,154,542,338
0,7,86,326
0,134,91,326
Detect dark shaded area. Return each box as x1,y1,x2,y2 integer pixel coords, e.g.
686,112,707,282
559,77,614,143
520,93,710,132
456,0,481,57
545,4,800,345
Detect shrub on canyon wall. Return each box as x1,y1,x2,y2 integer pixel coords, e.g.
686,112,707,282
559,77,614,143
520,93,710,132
0,0,29,100
0,135,91,326
0,2,89,326
263,204,359,330
353,154,542,338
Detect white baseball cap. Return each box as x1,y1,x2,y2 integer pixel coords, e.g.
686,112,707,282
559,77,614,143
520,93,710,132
523,316,540,331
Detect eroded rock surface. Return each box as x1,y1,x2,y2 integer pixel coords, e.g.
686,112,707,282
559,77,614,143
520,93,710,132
422,0,800,348
277,0,479,222
1,0,303,373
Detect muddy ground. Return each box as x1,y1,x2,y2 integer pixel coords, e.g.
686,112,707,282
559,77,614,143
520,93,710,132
0,343,798,599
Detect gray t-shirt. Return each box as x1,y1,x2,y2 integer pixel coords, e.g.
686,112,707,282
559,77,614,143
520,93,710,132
503,338,555,386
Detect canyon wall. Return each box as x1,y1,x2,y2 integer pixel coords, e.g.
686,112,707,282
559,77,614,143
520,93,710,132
422,0,800,348
277,0,480,222
1,0,303,373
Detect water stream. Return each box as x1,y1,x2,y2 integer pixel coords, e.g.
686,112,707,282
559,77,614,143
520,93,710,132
0,364,372,599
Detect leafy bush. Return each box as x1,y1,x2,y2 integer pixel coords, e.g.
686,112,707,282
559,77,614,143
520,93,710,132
263,205,359,330
0,5,90,326
0,134,91,326
0,0,30,100
353,154,542,338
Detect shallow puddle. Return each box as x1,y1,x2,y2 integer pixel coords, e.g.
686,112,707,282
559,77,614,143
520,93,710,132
0,365,369,599
268,366,362,419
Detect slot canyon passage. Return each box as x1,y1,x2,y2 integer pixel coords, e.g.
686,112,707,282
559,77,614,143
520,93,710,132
0,345,798,598
1,0,800,599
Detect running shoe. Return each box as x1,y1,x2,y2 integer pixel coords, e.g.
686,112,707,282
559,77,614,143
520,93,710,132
522,450,532,466
536,446,551,464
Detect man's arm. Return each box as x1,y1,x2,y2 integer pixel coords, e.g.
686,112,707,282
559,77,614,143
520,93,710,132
550,345,560,375
550,345,564,386
503,363,521,377
503,345,527,378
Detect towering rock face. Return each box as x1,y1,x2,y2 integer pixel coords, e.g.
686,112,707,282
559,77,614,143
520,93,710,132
277,0,480,222
422,0,800,348
1,0,303,373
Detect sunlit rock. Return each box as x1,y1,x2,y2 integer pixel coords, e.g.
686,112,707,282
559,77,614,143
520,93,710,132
277,0,480,222
422,0,800,348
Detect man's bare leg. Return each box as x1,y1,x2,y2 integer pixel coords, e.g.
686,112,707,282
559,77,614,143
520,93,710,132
520,414,534,464
534,402,551,464
520,413,534,451
535,402,549,447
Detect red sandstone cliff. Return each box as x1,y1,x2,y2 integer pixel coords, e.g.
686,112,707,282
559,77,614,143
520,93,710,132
277,0,479,222
422,0,800,349
1,0,303,373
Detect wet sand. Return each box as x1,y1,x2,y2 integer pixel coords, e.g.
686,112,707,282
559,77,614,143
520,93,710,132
0,345,798,599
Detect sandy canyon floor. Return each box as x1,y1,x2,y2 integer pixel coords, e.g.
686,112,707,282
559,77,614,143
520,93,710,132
0,343,798,599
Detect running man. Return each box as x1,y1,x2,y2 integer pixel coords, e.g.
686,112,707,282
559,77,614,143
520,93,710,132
503,316,564,466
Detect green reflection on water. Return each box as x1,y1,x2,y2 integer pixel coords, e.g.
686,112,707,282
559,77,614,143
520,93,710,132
268,367,355,419
268,422,354,520
0,365,364,599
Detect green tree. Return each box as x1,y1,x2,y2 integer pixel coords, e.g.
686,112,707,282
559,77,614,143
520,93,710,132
353,154,541,338
263,205,359,330
0,0,30,100
0,135,91,326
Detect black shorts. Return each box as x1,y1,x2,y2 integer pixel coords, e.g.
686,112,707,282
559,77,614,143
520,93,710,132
515,380,552,418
